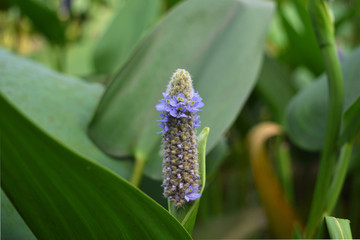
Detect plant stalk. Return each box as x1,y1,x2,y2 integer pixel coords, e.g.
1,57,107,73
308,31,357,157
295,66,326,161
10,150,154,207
130,157,145,187
306,0,344,237
325,141,354,215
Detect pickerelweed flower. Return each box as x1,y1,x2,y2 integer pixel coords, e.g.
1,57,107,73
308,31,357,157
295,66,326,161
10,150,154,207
156,69,204,207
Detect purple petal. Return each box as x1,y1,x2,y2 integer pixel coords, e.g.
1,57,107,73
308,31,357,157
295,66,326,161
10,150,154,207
187,192,201,201
156,103,166,111
186,186,194,194
169,109,178,117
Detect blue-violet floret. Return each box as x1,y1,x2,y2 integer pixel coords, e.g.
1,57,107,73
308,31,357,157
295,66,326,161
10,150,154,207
156,69,204,207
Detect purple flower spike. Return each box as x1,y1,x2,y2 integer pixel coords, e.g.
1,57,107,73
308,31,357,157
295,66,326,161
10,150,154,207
185,186,202,202
157,69,204,207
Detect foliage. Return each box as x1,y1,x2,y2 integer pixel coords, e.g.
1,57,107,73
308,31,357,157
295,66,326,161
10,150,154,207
1,0,359,239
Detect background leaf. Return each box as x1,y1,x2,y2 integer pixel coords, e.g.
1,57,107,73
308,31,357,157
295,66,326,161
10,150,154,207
169,127,209,234
88,0,274,178
285,46,360,151
340,97,360,144
0,96,191,240
93,0,162,73
1,190,36,240
255,55,296,123
325,216,353,239
0,48,132,179
4,0,66,45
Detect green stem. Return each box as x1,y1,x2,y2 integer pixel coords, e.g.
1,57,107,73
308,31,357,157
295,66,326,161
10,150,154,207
306,1,344,238
277,141,294,203
325,141,354,214
130,158,145,187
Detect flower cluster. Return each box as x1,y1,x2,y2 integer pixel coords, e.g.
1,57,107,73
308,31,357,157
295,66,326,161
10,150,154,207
156,92,204,133
156,69,204,207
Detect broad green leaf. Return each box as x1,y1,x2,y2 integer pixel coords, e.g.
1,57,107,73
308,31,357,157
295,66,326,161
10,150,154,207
169,127,209,234
1,190,36,240
340,97,360,144
255,56,296,123
88,0,274,173
93,0,162,73
0,48,132,179
325,216,353,239
285,47,360,151
5,0,66,45
0,96,191,239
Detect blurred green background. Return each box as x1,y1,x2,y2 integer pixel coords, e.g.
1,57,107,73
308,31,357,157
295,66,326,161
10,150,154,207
1,0,359,239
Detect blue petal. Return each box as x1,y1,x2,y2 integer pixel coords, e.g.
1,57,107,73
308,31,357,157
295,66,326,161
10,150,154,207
156,103,166,111
187,192,201,201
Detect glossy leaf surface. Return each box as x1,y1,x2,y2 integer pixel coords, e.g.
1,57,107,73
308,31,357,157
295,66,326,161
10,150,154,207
0,48,132,179
1,96,191,240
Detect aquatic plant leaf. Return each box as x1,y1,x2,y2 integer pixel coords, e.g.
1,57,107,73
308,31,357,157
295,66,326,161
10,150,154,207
0,96,191,239
0,48,132,179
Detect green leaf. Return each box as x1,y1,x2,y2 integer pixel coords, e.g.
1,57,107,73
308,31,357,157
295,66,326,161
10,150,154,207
5,0,66,45
0,48,132,179
0,95,191,240
255,55,296,123
93,0,162,73
325,216,353,239
1,190,36,240
169,127,210,234
285,47,360,151
88,0,274,173
340,97,360,144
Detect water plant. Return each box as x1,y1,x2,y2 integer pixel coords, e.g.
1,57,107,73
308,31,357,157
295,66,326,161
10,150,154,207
1,0,359,239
